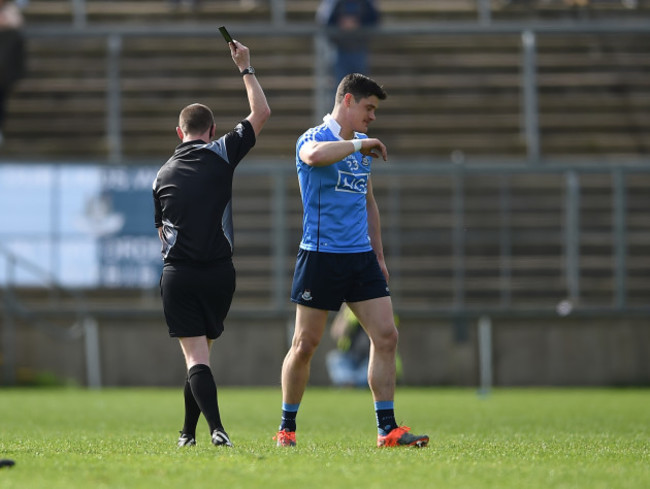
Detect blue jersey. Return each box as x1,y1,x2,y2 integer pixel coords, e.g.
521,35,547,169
296,114,374,253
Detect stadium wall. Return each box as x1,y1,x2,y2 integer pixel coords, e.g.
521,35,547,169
9,314,650,387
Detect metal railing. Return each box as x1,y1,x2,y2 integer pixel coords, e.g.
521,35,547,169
0,244,101,387
2,159,649,310
1,160,649,387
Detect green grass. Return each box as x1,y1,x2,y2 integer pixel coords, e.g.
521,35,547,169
0,387,648,489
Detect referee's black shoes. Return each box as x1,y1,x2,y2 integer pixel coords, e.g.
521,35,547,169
177,432,196,447
212,429,233,447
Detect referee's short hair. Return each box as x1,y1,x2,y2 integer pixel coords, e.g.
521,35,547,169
178,103,215,136
335,73,387,105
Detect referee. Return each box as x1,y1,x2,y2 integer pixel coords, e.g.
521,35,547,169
153,38,270,448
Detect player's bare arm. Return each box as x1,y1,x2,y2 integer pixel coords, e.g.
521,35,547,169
299,138,387,167
366,177,389,282
227,39,271,137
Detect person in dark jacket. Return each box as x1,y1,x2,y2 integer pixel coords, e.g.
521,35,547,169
0,0,26,146
316,0,381,82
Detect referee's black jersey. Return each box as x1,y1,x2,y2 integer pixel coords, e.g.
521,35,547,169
153,119,256,263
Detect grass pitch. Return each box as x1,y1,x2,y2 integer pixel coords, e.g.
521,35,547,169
0,387,648,489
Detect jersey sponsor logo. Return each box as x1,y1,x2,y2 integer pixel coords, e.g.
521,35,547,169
336,171,368,194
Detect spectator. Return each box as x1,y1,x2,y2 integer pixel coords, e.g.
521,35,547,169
326,303,371,388
0,0,26,146
316,0,380,83
326,303,403,388
240,0,263,9
168,0,200,11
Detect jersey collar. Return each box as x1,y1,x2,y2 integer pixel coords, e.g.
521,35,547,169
323,114,344,141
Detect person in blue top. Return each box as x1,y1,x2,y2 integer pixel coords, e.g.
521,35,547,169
274,73,429,449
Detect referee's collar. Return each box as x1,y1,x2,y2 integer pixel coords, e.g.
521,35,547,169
323,114,343,140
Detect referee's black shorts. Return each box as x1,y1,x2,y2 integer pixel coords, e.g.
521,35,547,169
160,260,236,339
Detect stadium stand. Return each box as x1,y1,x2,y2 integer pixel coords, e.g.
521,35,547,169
1,0,647,159
19,1,650,25
1,2,649,388
1,1,649,311
3,36,107,157
19,0,476,25
492,0,650,22
368,33,526,158
14,0,271,25
536,33,650,156
4,29,650,159
118,34,313,159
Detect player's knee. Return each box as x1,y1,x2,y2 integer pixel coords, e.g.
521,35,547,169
291,337,320,362
371,325,398,353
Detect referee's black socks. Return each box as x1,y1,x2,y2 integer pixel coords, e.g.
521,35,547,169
181,377,201,438
188,364,224,433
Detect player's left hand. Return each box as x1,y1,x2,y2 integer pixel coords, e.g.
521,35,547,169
377,257,390,283
360,138,388,161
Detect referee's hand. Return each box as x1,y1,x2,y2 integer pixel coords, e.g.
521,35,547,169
229,40,251,72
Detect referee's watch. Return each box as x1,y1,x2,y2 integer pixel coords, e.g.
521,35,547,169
240,66,255,76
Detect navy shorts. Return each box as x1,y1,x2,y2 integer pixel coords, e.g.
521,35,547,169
291,249,390,311
160,260,236,339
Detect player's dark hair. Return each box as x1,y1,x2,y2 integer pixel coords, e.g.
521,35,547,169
178,103,215,136
335,73,387,105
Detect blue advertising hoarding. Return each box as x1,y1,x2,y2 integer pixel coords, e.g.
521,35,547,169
0,164,163,288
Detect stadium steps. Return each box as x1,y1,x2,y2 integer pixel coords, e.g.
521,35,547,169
368,32,650,158
3,1,649,159
2,33,316,158
117,34,314,158
4,33,649,158
22,0,272,25
21,0,473,26
536,34,650,156
21,0,650,26
491,0,650,22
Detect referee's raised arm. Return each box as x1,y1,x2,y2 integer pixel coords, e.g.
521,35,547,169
227,39,271,137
